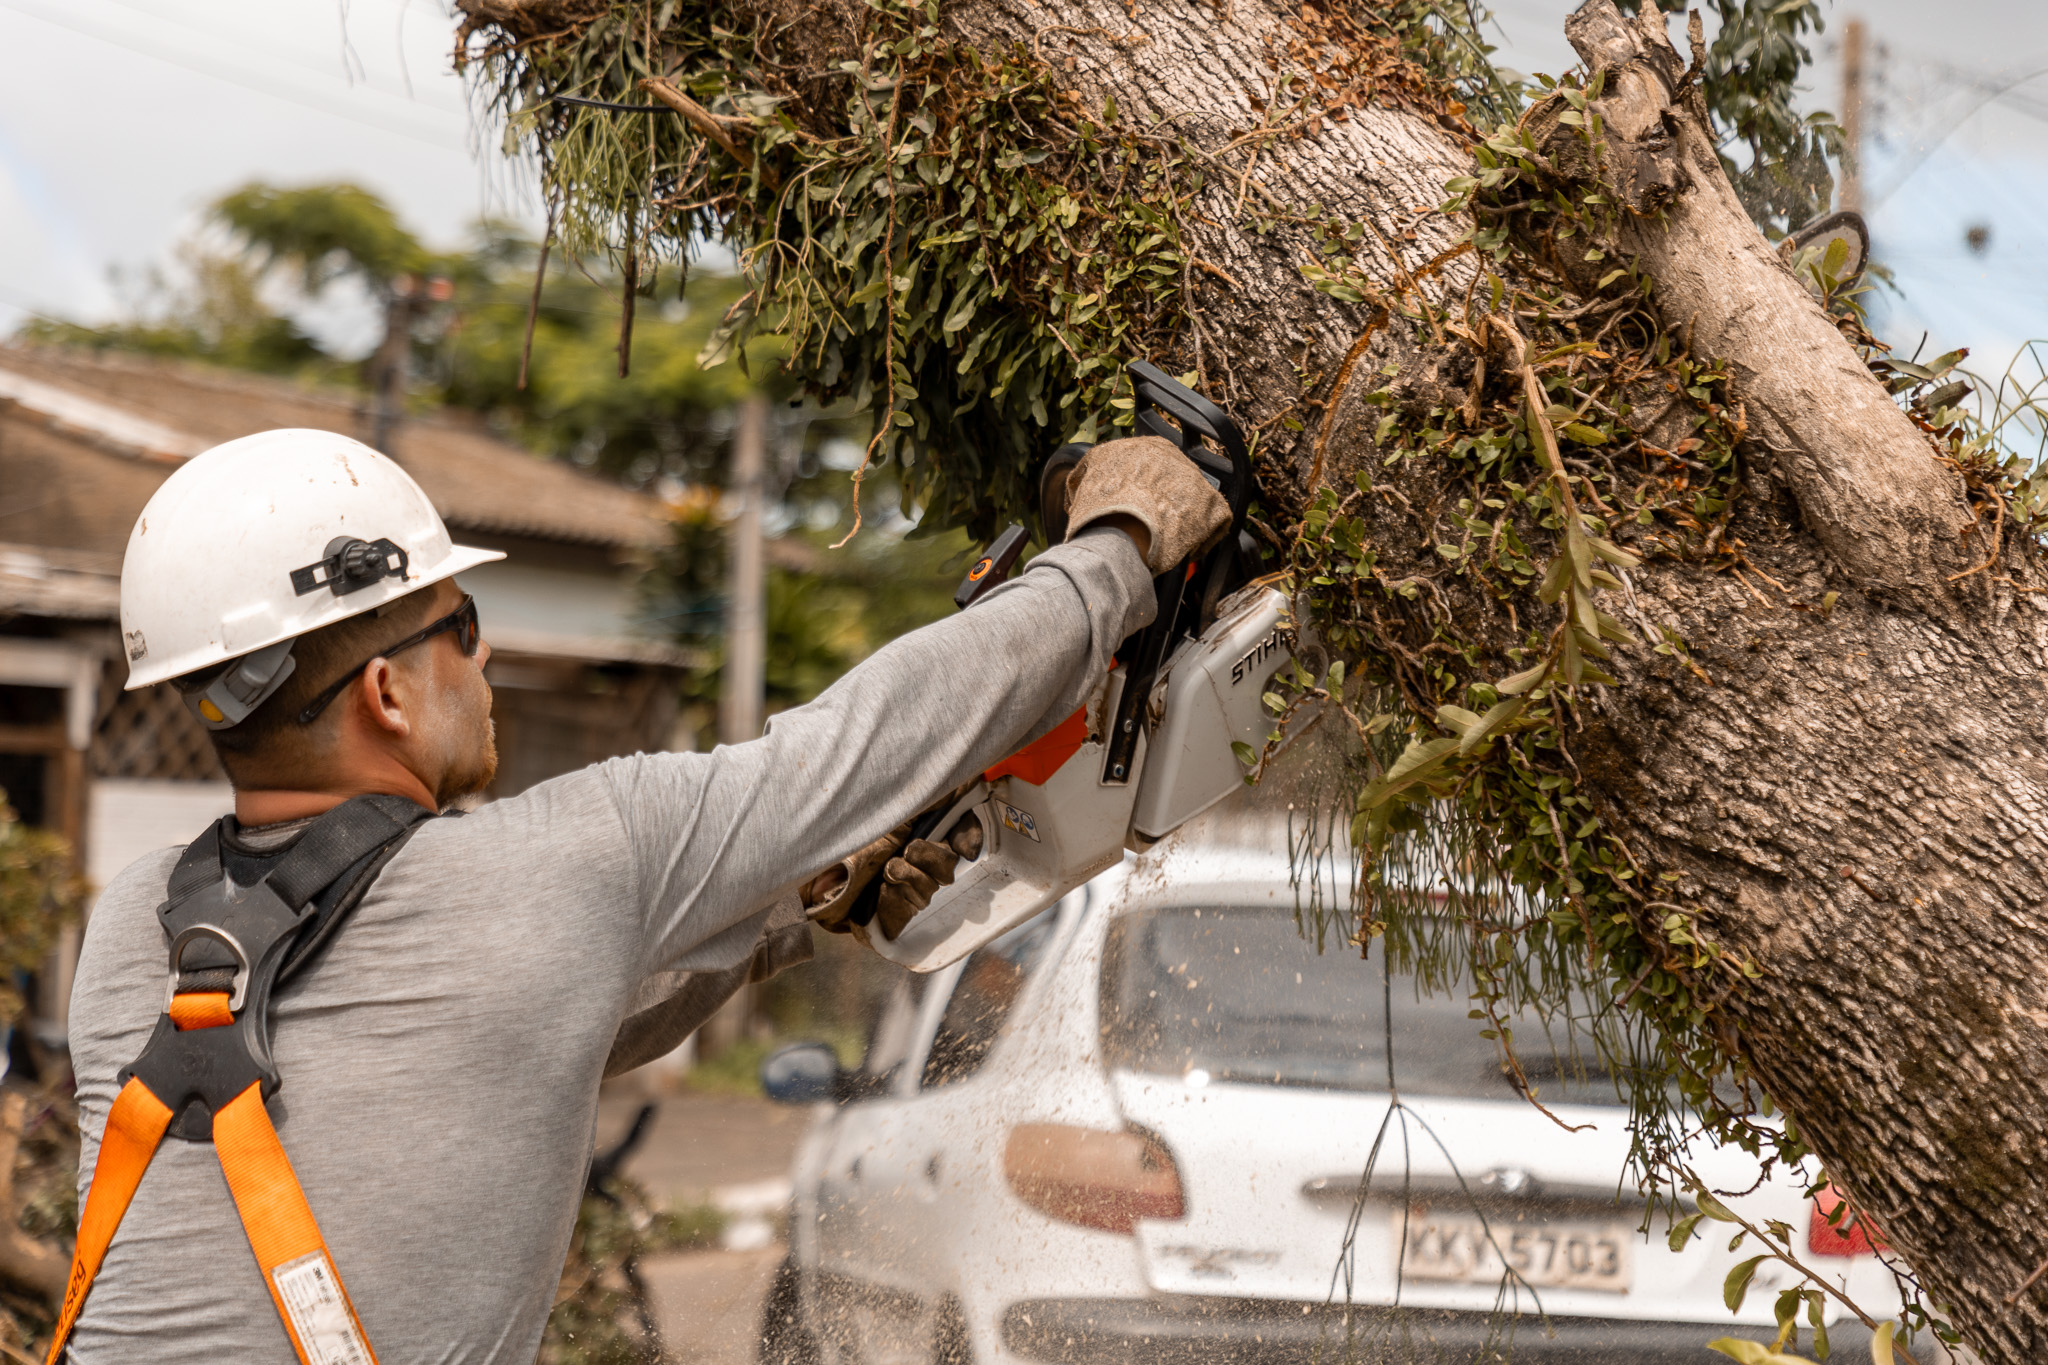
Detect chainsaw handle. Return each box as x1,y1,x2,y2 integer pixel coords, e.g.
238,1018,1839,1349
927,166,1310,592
1125,359,1253,534
1096,363,1254,787
954,523,1029,610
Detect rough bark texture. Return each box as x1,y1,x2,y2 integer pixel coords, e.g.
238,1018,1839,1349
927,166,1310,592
461,0,2048,1355
920,3,2048,1356
1548,4,1975,596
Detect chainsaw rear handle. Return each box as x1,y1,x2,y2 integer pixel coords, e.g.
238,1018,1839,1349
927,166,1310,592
1036,364,1253,546
1096,361,1254,785
1124,358,1253,533
863,362,1255,922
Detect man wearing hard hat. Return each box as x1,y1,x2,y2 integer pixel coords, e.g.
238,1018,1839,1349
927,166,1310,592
52,426,1224,1362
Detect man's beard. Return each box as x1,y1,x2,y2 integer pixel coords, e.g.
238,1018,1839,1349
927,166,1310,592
433,716,499,808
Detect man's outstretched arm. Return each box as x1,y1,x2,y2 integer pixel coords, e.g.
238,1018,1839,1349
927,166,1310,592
607,524,1156,968
604,432,1230,968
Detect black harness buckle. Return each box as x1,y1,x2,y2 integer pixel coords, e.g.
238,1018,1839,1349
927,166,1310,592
121,878,302,1142
118,795,436,1142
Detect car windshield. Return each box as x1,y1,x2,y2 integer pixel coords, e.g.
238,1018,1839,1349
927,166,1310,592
1101,905,1630,1105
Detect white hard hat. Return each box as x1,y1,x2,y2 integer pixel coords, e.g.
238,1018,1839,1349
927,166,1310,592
120,429,503,725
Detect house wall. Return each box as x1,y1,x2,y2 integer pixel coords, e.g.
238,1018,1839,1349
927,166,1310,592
486,654,682,798
455,534,651,660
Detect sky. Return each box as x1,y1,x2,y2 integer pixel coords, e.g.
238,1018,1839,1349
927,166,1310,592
1488,0,2048,407
4,0,2048,387
0,0,513,346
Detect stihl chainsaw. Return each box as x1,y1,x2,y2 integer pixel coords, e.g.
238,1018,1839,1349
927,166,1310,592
850,360,1301,972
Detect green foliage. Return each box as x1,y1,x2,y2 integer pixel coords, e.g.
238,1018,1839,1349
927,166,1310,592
540,1176,723,1365
15,245,328,378
430,229,784,487
648,485,970,745
211,181,436,292
1283,60,1819,1220
469,5,1204,539
461,0,1497,540
1621,0,1843,234
13,181,789,494
0,797,82,1025
0,800,85,1353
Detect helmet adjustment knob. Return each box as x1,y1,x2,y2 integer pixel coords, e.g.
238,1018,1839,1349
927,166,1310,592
290,536,411,598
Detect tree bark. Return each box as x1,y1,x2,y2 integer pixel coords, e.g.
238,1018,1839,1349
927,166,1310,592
459,0,2048,1356
937,3,2048,1350
1543,2,1974,597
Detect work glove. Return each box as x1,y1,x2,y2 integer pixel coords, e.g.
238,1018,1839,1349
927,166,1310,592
1058,435,1231,574
875,820,985,942
804,822,910,935
803,817,985,944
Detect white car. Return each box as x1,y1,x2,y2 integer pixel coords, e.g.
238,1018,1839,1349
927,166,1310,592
757,828,1900,1364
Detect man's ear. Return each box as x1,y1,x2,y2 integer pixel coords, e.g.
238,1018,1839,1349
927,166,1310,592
354,658,412,738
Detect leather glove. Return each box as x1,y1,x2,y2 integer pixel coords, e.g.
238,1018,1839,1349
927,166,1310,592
804,822,910,935
1059,435,1231,574
803,817,985,942
875,819,984,942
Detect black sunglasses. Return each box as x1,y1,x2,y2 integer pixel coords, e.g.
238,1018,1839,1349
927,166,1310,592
297,595,482,726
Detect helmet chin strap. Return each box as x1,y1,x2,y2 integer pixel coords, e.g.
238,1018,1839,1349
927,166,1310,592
176,638,298,731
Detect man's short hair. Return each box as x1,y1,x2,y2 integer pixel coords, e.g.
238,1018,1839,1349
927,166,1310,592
196,587,443,785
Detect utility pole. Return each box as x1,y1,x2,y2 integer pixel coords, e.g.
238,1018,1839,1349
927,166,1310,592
720,396,768,747
366,275,451,456
1840,17,1866,214
368,278,417,456
698,395,771,1066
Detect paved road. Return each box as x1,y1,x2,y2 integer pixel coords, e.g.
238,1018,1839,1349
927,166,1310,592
642,1246,788,1365
596,1087,810,1202
594,1084,806,1364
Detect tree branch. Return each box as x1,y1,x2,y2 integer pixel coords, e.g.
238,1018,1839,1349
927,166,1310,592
1550,0,1975,598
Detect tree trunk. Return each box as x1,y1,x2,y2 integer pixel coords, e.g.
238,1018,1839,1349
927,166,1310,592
458,0,2048,1356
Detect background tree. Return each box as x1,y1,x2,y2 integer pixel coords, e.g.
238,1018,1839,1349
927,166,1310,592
16,185,969,738
453,0,2048,1358
0,801,83,1348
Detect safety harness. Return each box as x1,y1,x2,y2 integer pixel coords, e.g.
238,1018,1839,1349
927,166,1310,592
47,795,437,1365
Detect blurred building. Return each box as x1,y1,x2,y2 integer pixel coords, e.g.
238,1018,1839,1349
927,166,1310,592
0,344,693,1043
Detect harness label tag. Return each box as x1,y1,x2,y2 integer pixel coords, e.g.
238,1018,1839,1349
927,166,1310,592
273,1250,373,1365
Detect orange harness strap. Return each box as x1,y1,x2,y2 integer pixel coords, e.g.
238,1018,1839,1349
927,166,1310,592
45,1078,172,1362
44,1000,378,1365
213,1082,378,1365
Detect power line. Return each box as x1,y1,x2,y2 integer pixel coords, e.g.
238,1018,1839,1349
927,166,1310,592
95,0,464,115
0,0,468,151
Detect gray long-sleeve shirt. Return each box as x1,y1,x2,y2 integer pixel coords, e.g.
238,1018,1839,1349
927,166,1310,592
65,529,1154,1363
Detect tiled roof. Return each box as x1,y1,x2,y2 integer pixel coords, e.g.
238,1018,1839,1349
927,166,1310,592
0,542,121,620
0,346,669,551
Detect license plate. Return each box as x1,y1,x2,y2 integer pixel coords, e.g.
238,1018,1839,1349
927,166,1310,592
1399,1208,1633,1293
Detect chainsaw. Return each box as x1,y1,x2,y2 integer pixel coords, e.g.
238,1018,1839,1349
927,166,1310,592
851,360,1302,972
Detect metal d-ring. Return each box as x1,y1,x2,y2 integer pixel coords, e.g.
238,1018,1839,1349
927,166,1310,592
165,925,252,1014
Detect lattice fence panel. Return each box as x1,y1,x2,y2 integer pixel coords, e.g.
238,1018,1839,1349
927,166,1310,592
91,663,225,782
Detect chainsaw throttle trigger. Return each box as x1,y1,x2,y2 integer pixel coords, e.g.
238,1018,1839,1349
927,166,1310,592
954,523,1030,610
